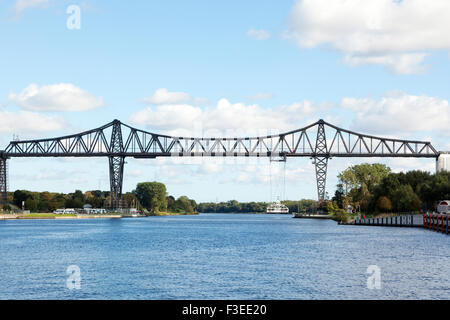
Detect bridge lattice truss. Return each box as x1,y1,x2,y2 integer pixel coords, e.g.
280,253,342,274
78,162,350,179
0,119,440,206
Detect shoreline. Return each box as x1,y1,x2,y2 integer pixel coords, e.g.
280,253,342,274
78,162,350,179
292,213,333,219
0,212,199,220
147,212,199,216
0,214,123,220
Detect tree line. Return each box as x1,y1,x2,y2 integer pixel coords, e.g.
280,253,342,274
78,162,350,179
331,163,450,214
3,181,197,214
197,199,317,213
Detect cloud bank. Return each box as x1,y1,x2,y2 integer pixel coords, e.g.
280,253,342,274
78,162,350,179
8,83,104,112
288,0,450,74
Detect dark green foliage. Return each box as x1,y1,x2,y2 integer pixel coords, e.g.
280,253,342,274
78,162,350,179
168,196,196,213
332,211,350,223
13,190,34,207
333,184,345,208
391,185,422,212
134,182,168,213
336,163,450,214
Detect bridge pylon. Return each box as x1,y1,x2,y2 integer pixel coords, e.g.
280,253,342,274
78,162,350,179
0,152,7,205
109,120,125,209
314,120,328,204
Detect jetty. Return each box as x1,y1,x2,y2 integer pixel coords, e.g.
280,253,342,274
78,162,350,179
344,213,449,235
292,213,333,219
424,214,449,235
351,214,423,227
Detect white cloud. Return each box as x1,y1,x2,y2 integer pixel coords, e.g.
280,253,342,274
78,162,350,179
288,0,450,74
8,83,104,112
130,97,330,136
14,0,49,15
141,88,208,105
344,53,428,75
247,28,271,40
0,110,64,134
130,89,448,158
387,158,435,173
222,163,310,185
341,91,450,136
130,104,203,133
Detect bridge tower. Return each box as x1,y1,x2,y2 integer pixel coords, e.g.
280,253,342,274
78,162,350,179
109,120,125,209
314,120,328,204
0,152,7,205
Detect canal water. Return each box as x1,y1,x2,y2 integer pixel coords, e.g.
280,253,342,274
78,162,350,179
0,214,449,299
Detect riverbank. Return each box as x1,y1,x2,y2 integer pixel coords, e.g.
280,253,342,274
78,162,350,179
0,214,122,220
292,213,333,219
147,211,199,216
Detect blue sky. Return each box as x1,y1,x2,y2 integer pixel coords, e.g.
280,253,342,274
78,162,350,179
0,0,449,202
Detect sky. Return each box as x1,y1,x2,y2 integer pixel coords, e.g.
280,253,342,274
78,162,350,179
0,0,449,202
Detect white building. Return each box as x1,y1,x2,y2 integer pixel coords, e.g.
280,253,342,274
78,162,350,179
437,153,450,173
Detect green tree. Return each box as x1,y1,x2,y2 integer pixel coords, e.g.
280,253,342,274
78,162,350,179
134,182,167,213
166,195,176,211
357,183,372,212
13,190,33,208
391,185,422,212
332,184,344,208
376,196,392,212
123,192,140,209
174,196,195,213
25,197,38,212
338,163,391,194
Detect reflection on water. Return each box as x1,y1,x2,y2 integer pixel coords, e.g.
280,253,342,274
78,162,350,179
0,214,449,299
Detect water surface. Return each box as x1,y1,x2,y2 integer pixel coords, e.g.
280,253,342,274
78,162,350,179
0,214,449,299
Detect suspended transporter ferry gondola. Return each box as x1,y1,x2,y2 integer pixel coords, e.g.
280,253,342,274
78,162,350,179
266,200,289,214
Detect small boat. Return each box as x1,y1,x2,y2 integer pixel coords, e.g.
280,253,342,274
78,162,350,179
266,200,289,214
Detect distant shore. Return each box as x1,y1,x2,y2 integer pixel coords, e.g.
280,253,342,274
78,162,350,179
147,212,199,216
0,212,200,220
0,214,122,220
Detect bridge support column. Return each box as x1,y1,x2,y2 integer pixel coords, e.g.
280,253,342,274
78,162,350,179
314,120,329,205
0,155,7,205
109,156,125,209
109,120,125,209
314,157,328,203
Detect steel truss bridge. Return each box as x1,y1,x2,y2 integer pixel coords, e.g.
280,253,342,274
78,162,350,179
0,119,443,207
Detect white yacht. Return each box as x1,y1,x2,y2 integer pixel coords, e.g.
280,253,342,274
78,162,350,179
266,200,289,214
